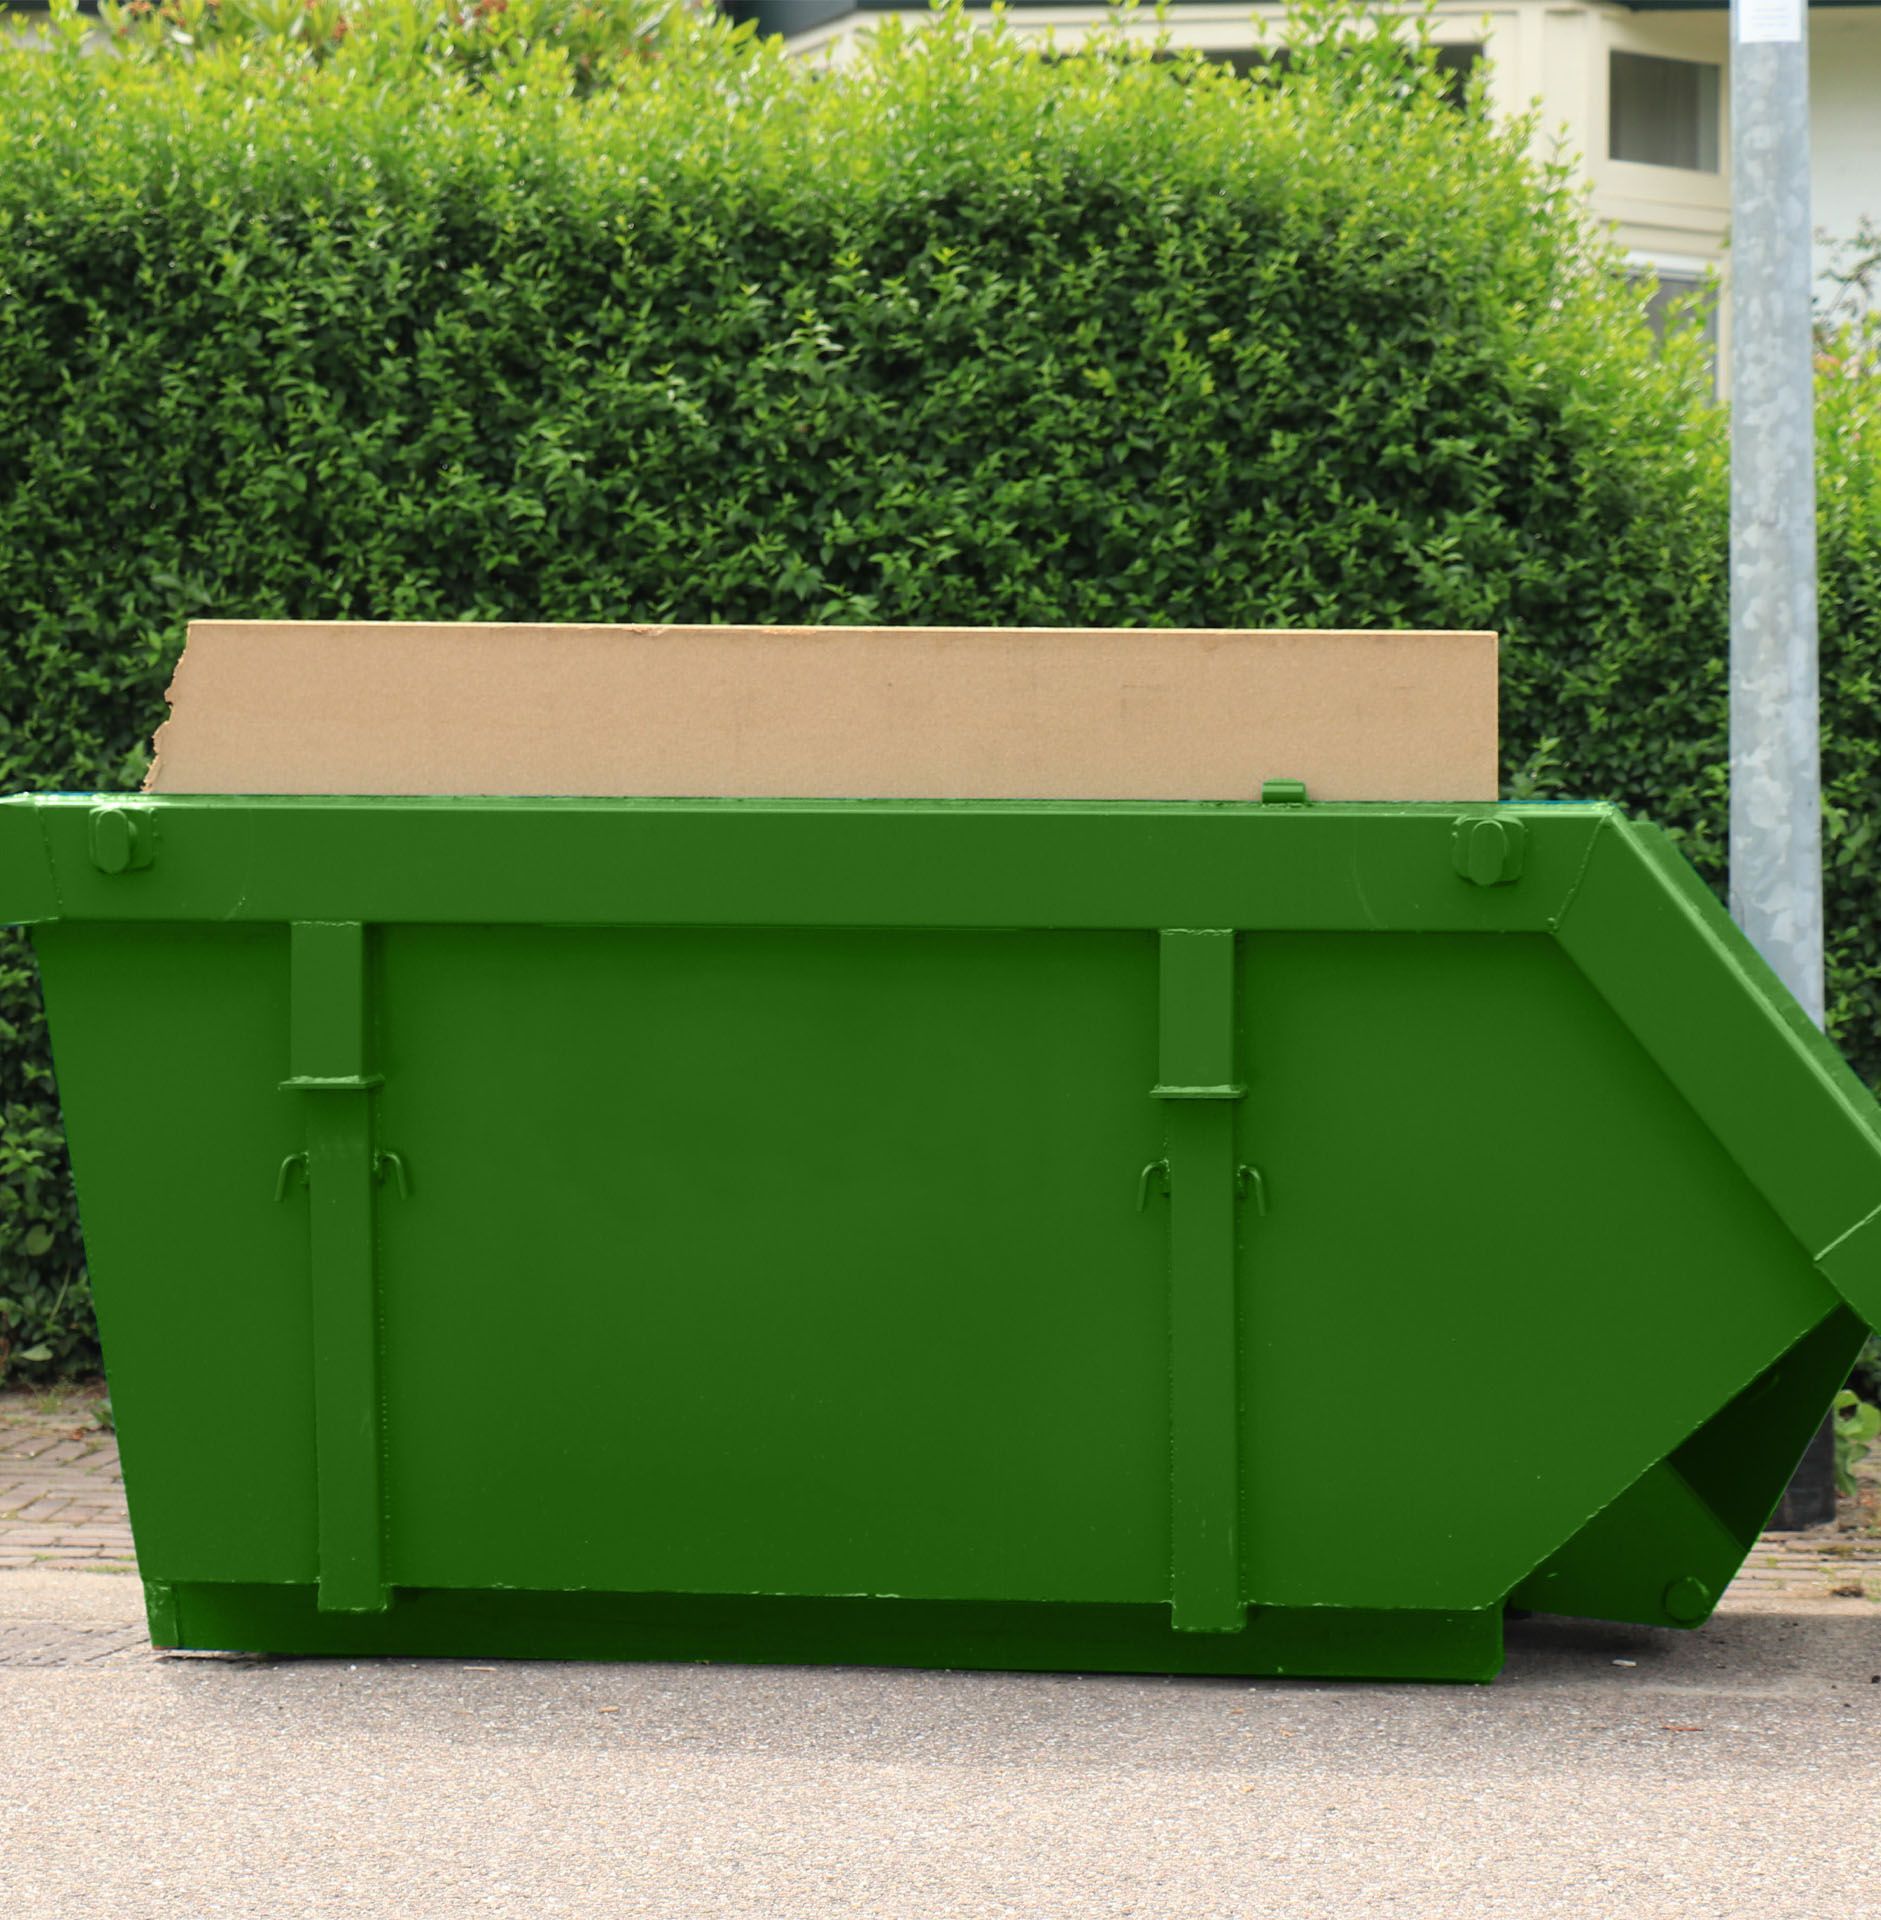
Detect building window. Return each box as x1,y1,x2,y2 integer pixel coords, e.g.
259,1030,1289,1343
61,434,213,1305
1630,264,1720,391
1198,42,1481,103
1196,47,1276,80
1609,52,1721,173
1640,269,1715,337
1432,44,1484,102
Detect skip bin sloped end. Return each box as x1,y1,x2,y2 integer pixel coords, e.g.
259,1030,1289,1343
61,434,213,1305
1509,1304,1868,1628
1496,818,1881,1630
0,796,58,928
1554,814,1881,1337
1819,1206,1881,1332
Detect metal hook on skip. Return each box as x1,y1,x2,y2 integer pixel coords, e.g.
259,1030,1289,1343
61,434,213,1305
373,1151,412,1200
1137,1161,1267,1213
1136,1160,1171,1211
1236,1164,1269,1215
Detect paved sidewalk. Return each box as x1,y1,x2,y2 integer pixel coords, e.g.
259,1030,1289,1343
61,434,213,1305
0,1383,134,1572
4,1379,1878,1603
5,1382,1875,1919
3,1567,1880,1920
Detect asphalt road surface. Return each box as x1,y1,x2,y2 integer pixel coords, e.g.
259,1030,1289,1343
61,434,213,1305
2,1571,1877,1919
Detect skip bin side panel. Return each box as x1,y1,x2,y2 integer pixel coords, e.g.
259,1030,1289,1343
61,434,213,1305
1237,930,1838,1614
376,925,1171,1605
29,921,318,1584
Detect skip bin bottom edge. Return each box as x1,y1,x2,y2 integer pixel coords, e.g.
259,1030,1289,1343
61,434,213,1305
141,1582,1505,1683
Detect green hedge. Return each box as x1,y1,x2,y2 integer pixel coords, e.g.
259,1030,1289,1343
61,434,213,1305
92,0,694,91
1818,353,1881,1098
1,3,1875,1377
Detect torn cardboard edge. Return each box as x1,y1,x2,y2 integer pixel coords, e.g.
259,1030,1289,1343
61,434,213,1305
146,621,1500,802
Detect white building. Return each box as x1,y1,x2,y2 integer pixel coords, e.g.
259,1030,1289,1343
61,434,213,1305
736,3,1881,329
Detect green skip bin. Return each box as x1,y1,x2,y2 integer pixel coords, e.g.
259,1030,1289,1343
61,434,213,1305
4,627,1879,1683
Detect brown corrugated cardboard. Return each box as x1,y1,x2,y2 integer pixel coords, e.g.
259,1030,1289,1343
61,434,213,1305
146,621,1498,801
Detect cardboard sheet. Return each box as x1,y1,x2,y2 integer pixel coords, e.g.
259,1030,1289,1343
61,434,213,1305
146,621,1499,801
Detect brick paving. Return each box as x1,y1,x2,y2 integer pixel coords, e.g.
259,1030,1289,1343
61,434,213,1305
1711,1445,1881,1606
1724,1530,1881,1604
0,1383,135,1573
2,1379,1878,1608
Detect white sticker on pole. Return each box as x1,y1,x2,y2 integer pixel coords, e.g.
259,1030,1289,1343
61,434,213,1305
1737,0,1802,43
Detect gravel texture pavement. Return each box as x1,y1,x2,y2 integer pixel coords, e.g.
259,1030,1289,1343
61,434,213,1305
3,1569,1878,1920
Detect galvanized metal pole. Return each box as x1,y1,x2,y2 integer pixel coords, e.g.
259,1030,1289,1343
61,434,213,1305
1730,0,1833,1527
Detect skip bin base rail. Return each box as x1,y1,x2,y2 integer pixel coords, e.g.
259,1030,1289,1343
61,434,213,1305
5,794,1880,1683
143,1583,1509,1682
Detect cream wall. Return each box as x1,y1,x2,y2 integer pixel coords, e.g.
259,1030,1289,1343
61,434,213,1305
784,4,1879,306
1538,7,1730,272
1812,9,1881,277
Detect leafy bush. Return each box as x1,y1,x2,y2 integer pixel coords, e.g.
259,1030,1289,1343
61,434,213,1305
1817,335,1881,1100
1832,1388,1881,1497
96,0,703,98
0,1,1875,1378
1852,1334,1881,1409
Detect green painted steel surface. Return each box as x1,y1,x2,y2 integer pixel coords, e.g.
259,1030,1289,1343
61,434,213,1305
5,794,1879,1681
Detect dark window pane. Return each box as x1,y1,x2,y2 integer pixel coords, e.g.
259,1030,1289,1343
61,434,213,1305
1434,44,1483,103
1639,271,1710,337
1195,48,1273,80
1629,266,1719,392
1610,51,1721,172
1195,42,1479,104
